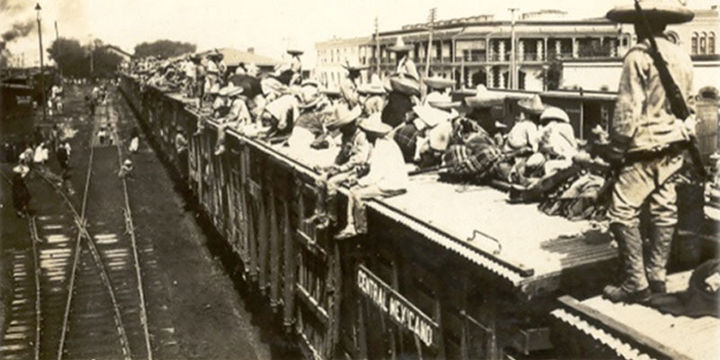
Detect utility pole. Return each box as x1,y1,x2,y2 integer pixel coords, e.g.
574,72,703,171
425,7,437,78
54,21,59,40
89,34,94,75
508,8,518,89
374,17,380,76
35,3,46,122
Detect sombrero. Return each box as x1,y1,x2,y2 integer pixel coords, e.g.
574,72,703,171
388,37,414,52
606,0,694,24
218,84,243,97
359,113,392,136
517,94,545,115
389,75,421,96
464,85,505,108
301,79,320,88
326,105,362,130
540,106,570,123
357,83,387,96
287,49,304,56
342,59,368,72
413,104,453,129
424,76,455,90
299,85,323,109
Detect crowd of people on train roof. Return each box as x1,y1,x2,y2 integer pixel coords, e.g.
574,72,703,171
123,38,619,218
118,0,720,308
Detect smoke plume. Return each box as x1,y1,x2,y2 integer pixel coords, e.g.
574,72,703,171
2,19,35,43
0,0,23,14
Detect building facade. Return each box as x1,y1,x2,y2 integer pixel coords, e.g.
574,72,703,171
314,36,371,90
315,7,719,92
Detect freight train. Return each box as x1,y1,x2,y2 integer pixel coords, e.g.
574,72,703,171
119,74,718,360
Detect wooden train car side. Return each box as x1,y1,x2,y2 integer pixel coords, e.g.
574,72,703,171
119,76,716,360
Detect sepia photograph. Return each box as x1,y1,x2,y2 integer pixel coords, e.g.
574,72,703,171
1,0,719,358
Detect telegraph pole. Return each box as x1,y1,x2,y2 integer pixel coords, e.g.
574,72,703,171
35,3,46,122
508,8,518,89
425,7,437,78
374,17,380,75
54,21,59,40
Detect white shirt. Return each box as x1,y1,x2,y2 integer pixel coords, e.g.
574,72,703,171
358,137,409,191
33,145,48,163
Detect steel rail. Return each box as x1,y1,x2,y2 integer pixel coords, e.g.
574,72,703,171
110,92,154,360
40,109,133,360
27,216,41,360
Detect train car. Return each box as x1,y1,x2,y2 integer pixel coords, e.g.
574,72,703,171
1,78,35,161
119,75,718,360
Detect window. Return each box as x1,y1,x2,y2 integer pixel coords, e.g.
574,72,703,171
710,32,716,54
700,32,707,54
691,32,699,54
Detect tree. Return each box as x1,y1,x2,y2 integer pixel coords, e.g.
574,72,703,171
134,40,196,59
47,37,123,78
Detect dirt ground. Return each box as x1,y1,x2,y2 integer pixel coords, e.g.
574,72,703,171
1,83,299,359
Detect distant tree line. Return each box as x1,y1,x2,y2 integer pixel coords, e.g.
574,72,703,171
133,40,196,59
48,37,123,78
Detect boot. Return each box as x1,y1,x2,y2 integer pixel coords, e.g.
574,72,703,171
646,226,675,290
649,280,666,294
608,223,649,297
603,285,651,303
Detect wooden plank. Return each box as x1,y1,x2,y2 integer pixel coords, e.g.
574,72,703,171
557,295,693,360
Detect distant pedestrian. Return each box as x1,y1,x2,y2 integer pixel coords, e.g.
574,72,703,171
118,159,134,179
11,165,31,217
98,127,108,146
128,128,140,154
56,141,70,172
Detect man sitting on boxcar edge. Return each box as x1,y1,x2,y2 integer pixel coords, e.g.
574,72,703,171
336,113,408,239
227,63,266,119
601,0,697,303
253,91,300,140
423,76,454,106
309,105,369,228
214,85,251,155
504,94,545,184
287,81,332,150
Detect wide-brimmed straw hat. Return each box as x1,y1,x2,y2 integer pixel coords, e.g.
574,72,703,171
464,85,505,108
424,76,455,90
517,94,545,115
342,59,368,72
390,75,421,96
299,85,323,109
359,112,392,136
218,84,244,97
287,49,304,56
606,0,694,24
326,105,362,130
413,104,453,129
388,37,414,52
13,164,29,177
358,82,387,96
540,106,570,123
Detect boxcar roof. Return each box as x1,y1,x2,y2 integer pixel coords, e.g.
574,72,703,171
552,271,720,360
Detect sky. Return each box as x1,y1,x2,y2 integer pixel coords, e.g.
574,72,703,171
2,0,718,68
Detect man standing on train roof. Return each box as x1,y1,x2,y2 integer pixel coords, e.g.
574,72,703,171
422,76,454,106
602,0,696,303
339,60,367,108
381,37,421,128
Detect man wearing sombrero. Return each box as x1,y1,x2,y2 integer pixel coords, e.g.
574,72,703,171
339,60,367,108
336,113,409,239
310,106,371,228
602,0,696,303
214,85,250,155
381,37,421,128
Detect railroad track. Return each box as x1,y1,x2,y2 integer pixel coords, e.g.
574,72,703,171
1,94,156,360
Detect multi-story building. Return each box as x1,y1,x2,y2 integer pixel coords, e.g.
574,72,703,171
315,7,719,92
314,36,371,90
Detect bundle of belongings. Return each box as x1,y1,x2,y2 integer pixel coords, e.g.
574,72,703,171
646,258,720,318
423,86,611,221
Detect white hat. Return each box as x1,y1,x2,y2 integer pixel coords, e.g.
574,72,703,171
413,104,452,130
540,106,570,123
123,159,133,167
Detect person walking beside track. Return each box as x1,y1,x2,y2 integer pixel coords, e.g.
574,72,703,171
601,0,698,303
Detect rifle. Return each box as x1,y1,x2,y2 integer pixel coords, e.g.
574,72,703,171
635,0,709,180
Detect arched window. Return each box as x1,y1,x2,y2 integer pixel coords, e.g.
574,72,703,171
691,32,699,54
700,32,707,54
710,32,716,54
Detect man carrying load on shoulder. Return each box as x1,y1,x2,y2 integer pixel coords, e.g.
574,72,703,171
602,0,697,303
